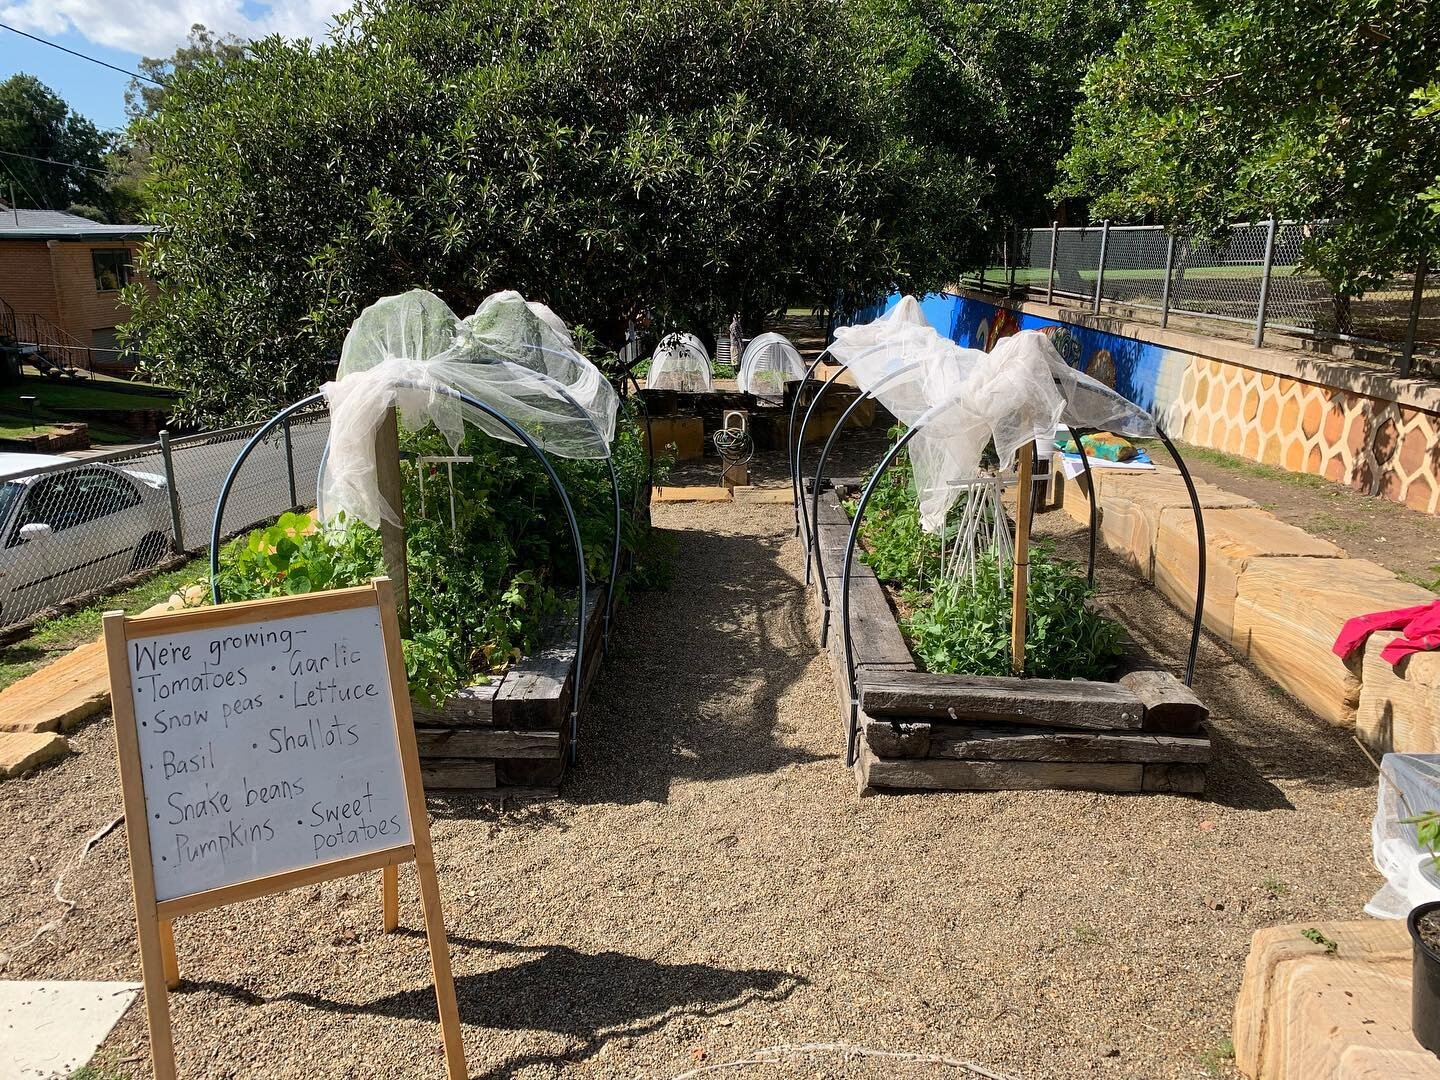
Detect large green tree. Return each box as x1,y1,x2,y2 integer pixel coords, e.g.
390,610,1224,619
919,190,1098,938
1056,0,1440,293
126,23,249,122
856,0,1138,239
126,0,994,423
0,75,111,213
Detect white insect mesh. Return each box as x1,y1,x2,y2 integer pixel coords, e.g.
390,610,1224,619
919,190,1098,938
738,332,806,400
646,332,712,392
320,289,618,528
1369,753,1440,919
831,297,1155,532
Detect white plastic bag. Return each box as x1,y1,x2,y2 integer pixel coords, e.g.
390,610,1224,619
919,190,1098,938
1369,753,1440,919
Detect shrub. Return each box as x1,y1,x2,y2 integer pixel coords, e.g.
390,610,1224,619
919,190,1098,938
906,545,1125,680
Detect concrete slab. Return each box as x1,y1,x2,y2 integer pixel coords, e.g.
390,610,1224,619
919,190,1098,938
0,732,69,779
0,640,109,735
0,980,140,1078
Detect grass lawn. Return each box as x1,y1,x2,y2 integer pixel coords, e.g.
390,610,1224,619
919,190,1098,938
1132,438,1332,491
0,372,179,446
0,555,208,693
1,372,177,413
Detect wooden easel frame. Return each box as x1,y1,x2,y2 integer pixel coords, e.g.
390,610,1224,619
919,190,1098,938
104,578,466,1080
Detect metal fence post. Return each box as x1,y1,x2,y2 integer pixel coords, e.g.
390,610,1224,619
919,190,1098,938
282,417,299,509
1046,221,1058,303
1093,219,1110,315
1400,260,1426,378
1160,233,1176,328
1254,217,1278,348
158,429,186,554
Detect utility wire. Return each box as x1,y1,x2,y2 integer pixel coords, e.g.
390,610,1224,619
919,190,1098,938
0,148,110,176
0,22,164,85
0,157,45,209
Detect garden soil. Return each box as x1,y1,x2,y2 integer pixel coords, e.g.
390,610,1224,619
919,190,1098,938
0,459,1380,1080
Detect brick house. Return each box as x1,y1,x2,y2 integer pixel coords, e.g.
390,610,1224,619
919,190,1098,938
0,206,160,372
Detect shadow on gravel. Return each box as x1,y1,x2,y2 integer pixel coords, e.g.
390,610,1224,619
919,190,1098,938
1049,511,1375,811
569,513,829,805
193,937,802,1080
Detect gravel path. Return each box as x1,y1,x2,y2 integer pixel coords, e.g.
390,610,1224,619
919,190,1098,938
0,470,1380,1080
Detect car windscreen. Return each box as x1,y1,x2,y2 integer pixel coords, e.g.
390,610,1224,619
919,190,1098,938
0,481,23,528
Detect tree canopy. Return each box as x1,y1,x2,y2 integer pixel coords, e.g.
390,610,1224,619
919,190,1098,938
1056,0,1440,293
856,0,1138,238
0,75,111,214
125,24,248,122
126,0,1009,423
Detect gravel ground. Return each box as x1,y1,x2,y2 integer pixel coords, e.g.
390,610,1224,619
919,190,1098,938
0,462,1381,1080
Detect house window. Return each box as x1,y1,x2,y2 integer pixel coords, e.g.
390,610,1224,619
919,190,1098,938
92,249,133,293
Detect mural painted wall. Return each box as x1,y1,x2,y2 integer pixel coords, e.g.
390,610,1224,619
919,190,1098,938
871,291,1440,515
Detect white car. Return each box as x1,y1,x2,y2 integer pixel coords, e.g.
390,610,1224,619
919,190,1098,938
0,453,174,626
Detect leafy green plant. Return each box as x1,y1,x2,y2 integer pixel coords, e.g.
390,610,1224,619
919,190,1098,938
845,447,941,588
906,544,1125,680
216,406,665,705
848,445,1125,681
1197,1037,1235,1078
213,511,382,600
1403,809,1440,874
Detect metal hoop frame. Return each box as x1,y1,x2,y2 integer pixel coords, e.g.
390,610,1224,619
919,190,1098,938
791,358,848,585
787,349,836,542
807,362,920,643
209,385,594,762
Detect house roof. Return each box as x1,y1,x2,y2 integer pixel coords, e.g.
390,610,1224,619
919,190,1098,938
0,208,160,241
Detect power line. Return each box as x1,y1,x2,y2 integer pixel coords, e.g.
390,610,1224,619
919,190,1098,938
0,22,164,86
0,148,110,176
0,157,45,210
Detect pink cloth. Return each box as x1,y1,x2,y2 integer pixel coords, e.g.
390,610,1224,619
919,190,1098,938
1333,600,1440,667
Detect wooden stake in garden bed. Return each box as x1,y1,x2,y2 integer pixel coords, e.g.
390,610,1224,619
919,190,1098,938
1010,440,1034,674
375,405,409,635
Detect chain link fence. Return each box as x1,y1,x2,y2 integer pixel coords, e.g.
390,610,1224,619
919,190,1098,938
971,221,1437,374
0,409,329,631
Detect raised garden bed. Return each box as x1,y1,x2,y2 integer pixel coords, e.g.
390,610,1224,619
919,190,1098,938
413,589,608,796
811,481,1211,796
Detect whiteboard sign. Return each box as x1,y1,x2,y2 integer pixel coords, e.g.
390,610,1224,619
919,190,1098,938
124,602,413,902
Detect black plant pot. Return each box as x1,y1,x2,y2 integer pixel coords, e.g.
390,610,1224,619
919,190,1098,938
1409,900,1440,1055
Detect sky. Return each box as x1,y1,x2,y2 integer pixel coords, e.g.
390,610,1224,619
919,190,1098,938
0,1,348,131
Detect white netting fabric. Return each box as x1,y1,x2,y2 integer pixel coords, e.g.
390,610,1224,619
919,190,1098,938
320,288,618,528
738,332,805,400
831,297,1155,531
1370,753,1440,919
646,332,712,392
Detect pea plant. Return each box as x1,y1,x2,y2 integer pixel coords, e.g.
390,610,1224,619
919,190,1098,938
849,447,1124,680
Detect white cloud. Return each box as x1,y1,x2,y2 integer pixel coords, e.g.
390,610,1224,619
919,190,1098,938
0,0,350,59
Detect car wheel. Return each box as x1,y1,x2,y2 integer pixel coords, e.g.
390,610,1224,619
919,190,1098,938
132,532,171,572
